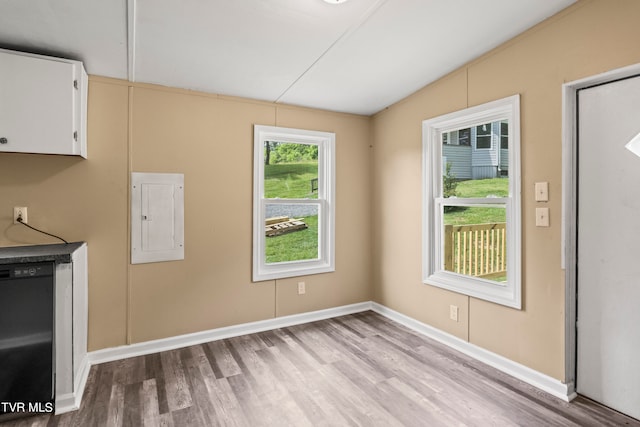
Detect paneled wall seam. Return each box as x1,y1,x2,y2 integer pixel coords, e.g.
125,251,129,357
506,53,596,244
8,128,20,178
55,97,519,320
126,85,134,345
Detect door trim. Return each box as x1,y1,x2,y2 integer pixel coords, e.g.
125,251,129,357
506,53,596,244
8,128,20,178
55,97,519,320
561,62,640,396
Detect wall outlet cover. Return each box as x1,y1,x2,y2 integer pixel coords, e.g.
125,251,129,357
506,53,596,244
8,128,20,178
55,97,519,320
13,206,28,224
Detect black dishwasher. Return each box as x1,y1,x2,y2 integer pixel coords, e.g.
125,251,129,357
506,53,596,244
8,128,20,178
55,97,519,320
0,262,55,419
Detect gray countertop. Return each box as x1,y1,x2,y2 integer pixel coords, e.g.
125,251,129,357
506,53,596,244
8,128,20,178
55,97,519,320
0,242,85,265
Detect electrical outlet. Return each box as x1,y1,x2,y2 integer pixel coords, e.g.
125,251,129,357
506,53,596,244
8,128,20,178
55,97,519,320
13,207,28,224
297,281,306,295
449,305,459,322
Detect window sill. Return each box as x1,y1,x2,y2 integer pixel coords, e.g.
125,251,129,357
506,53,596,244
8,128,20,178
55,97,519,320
424,271,521,309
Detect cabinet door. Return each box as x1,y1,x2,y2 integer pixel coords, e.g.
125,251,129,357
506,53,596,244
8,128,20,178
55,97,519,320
0,50,81,156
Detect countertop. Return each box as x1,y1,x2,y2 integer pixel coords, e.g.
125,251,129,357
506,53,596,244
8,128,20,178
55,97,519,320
0,242,85,265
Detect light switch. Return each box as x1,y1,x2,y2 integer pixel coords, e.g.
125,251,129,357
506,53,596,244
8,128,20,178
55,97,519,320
536,207,550,227
535,182,549,202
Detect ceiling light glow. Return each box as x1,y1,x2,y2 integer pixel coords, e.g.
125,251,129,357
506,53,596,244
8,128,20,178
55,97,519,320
323,0,349,4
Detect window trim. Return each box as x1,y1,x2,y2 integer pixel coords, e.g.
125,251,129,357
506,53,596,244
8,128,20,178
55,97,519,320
253,125,335,282
422,95,521,309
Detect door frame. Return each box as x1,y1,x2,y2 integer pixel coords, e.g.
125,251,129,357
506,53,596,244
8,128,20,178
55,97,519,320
561,62,640,398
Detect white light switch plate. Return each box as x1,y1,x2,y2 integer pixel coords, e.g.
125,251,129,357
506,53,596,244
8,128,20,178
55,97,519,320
535,182,549,202
536,207,550,227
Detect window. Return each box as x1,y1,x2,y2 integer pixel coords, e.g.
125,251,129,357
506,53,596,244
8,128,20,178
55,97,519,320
476,123,492,149
459,128,471,146
253,125,335,281
500,121,509,149
442,129,472,146
422,95,521,308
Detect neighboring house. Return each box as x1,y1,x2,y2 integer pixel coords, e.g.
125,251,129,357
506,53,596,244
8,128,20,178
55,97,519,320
442,120,509,180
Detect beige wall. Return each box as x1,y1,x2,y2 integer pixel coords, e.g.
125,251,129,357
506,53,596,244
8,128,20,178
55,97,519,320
1,0,638,382
371,0,640,380
0,79,372,350
0,80,130,350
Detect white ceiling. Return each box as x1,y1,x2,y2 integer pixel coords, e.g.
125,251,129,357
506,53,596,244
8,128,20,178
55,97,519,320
0,0,576,116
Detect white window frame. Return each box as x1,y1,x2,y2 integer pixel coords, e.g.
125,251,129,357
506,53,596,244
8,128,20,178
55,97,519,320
422,95,521,309
253,125,335,282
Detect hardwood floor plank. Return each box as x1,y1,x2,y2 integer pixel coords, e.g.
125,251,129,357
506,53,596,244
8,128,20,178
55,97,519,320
180,347,219,427
140,379,160,427
285,325,343,364
200,373,247,427
78,360,115,427
256,346,341,426
266,331,354,426
319,360,405,426
205,340,242,379
1,311,639,427
170,406,200,426
143,353,170,415
122,382,142,427
160,349,193,412
105,383,124,427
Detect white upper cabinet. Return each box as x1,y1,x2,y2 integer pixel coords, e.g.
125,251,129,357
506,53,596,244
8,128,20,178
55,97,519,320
0,48,87,158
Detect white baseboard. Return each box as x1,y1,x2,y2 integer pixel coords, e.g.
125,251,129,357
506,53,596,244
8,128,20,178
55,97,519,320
80,300,572,411
55,354,90,415
88,302,372,365
370,302,575,402
54,393,76,415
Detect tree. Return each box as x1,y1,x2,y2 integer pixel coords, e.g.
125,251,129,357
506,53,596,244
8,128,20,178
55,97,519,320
264,141,278,165
443,162,458,213
265,141,270,165
271,143,318,164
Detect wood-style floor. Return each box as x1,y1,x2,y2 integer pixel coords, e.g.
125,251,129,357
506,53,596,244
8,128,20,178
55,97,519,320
2,311,638,426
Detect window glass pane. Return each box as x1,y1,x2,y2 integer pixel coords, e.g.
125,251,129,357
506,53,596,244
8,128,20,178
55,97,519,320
500,121,509,149
442,205,507,283
476,122,492,149
264,142,319,199
442,119,509,197
265,204,319,264
458,128,470,146
499,121,509,176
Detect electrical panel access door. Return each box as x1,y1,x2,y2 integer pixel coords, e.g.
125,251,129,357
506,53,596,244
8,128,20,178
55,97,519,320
131,173,184,264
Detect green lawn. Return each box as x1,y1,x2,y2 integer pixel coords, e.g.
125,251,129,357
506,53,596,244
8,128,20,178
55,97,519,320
264,161,319,263
454,177,508,198
266,215,318,263
264,162,318,199
444,178,508,226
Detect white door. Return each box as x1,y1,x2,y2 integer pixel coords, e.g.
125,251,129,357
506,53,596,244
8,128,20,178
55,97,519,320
577,75,640,420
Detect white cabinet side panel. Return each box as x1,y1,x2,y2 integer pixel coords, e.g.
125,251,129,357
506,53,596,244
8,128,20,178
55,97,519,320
71,243,88,387
54,263,73,399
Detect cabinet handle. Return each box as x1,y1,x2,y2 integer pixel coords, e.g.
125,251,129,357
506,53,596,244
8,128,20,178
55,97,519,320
0,137,7,144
